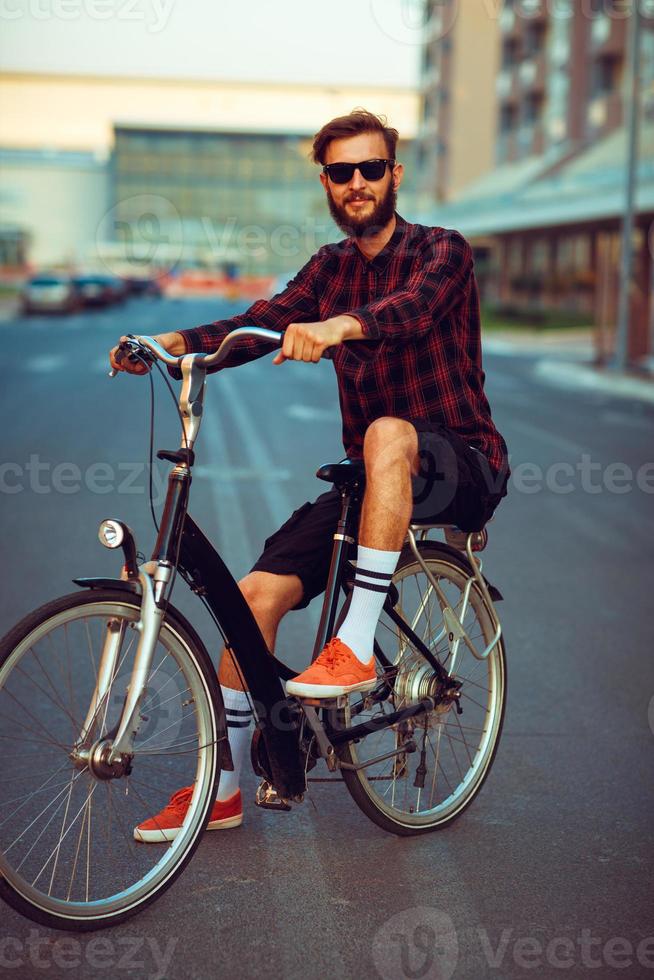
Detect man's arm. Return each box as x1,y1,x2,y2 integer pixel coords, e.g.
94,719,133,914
272,314,362,364
109,249,324,375
163,251,326,370
346,230,473,343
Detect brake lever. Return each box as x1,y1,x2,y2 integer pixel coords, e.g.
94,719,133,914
108,338,153,378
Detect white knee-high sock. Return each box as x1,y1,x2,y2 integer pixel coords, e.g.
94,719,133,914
337,545,400,663
217,686,253,801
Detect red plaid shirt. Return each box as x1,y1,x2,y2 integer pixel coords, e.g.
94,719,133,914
179,214,508,476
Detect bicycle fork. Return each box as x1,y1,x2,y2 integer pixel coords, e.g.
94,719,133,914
70,563,169,777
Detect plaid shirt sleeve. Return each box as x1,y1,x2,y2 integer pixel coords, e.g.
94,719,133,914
177,250,325,370
347,230,473,342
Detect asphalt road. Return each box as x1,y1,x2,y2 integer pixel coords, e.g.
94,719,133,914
0,296,652,980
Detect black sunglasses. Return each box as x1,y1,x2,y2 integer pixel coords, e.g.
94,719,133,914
322,158,395,184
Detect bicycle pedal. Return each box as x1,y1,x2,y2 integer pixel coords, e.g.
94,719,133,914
254,779,292,811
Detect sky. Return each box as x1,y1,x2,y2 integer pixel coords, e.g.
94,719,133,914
0,0,423,87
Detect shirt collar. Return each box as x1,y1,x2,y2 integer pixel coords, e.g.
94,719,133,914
349,213,408,272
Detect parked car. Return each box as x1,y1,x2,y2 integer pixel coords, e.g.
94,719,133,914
73,274,126,307
124,275,162,298
21,274,81,314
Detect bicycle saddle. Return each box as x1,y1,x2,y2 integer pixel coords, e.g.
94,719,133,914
316,458,365,489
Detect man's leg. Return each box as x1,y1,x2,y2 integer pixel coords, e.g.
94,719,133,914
134,570,302,841
286,417,420,697
335,417,418,661
215,571,303,801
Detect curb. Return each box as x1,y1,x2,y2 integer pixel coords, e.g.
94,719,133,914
534,358,654,405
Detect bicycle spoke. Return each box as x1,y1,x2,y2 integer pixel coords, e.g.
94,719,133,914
0,595,218,925
342,548,504,829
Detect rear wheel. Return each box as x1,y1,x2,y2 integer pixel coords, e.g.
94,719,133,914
0,589,222,930
338,543,506,835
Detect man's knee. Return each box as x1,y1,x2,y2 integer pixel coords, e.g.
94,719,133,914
363,417,419,471
238,570,303,618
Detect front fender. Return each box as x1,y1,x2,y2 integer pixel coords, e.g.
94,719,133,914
73,577,141,593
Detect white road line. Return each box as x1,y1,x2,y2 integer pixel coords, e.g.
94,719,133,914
285,403,340,422
25,355,67,373
201,384,256,581
509,418,589,457
210,369,320,633
600,409,654,432
218,370,292,528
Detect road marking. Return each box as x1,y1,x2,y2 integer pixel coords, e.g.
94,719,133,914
534,358,654,405
205,371,323,633
218,370,292,528
509,418,588,457
286,403,340,422
25,355,66,373
600,409,653,432
201,385,258,582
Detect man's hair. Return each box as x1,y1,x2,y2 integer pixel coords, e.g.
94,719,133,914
311,108,399,165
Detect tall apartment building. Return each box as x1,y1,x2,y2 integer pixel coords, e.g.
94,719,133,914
417,0,501,202
496,0,630,164
418,1,654,363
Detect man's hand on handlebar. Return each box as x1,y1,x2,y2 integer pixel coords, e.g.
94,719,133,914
109,332,185,374
272,315,362,365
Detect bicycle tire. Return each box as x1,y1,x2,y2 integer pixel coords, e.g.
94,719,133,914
0,588,223,931
337,542,506,836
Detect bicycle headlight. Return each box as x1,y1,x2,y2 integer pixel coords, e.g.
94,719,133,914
98,519,125,549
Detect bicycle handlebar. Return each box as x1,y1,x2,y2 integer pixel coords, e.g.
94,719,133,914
110,326,329,378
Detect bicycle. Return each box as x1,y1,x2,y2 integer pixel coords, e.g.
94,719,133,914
0,328,507,931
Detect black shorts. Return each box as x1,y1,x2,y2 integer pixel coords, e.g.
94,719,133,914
250,421,509,610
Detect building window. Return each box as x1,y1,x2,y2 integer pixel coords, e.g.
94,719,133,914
501,38,519,69
524,93,544,125
591,54,622,97
524,22,546,57
500,104,518,132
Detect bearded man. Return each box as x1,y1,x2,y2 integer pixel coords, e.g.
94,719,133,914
110,108,509,841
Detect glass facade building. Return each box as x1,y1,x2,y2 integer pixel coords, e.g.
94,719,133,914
112,127,417,277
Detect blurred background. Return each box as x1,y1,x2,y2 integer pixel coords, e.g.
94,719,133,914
1,0,653,366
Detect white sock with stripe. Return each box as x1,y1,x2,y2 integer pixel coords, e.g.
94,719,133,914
217,686,253,801
336,545,401,663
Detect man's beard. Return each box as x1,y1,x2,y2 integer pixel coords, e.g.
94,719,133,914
326,181,397,239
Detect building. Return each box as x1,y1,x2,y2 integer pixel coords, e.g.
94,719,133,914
418,1,654,363
0,73,420,274
417,0,501,203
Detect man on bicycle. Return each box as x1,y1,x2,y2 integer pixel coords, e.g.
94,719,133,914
110,109,509,840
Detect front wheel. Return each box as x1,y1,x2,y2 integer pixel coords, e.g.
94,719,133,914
0,589,222,930
337,543,506,836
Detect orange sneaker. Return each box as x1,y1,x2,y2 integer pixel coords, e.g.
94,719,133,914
133,787,242,842
285,637,377,698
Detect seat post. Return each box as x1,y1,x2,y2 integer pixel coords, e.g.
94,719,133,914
310,487,360,662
